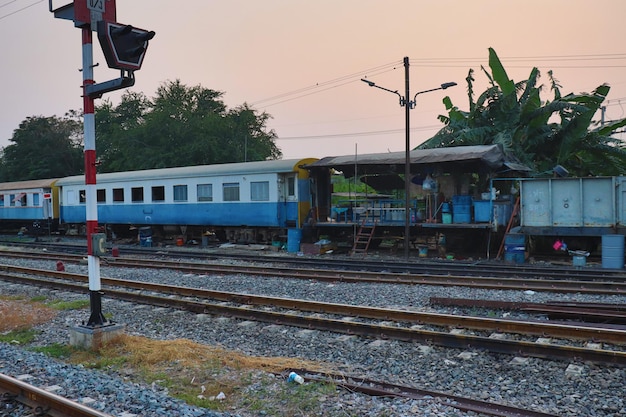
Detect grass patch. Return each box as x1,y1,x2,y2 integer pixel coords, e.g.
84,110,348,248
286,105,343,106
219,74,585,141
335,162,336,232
30,343,77,359
0,328,38,344
47,299,90,310
0,297,57,332
67,334,340,415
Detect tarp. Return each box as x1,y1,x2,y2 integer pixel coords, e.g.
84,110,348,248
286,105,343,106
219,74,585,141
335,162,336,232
305,144,530,177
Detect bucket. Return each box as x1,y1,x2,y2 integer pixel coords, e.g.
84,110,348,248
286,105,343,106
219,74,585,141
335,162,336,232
418,246,428,257
287,228,302,253
139,226,152,247
176,237,184,246
572,255,586,267
452,195,472,223
504,234,525,264
442,213,452,224
473,201,491,222
602,234,625,269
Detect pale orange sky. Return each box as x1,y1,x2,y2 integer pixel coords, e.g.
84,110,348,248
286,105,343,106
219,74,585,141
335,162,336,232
2,0,625,160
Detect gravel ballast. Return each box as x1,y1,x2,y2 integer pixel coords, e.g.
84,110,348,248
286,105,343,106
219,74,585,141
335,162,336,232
0,254,625,416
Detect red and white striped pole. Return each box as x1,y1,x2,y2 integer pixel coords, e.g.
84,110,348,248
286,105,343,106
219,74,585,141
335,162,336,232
81,26,105,327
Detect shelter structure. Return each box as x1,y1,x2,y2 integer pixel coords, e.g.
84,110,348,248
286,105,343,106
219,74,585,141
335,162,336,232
304,145,530,256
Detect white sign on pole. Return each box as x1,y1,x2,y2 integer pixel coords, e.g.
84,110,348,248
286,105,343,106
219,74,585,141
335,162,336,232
87,0,105,13
87,0,105,31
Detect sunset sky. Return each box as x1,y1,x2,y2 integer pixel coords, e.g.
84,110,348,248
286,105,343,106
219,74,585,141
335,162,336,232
2,0,625,160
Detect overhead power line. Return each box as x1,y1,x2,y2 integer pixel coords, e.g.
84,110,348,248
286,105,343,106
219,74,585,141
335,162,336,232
275,124,444,141
0,0,43,20
250,59,403,108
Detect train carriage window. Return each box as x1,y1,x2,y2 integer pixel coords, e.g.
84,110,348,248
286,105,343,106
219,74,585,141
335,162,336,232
132,187,144,203
287,176,296,197
173,185,188,202
152,186,165,202
250,181,269,201
79,190,86,204
97,189,106,203
33,193,40,206
223,183,240,202
197,184,213,202
17,193,26,206
9,194,15,207
113,188,124,202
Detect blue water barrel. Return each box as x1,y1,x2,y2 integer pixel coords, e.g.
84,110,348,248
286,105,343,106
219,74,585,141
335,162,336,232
602,234,625,269
287,228,302,253
452,195,472,223
504,234,525,263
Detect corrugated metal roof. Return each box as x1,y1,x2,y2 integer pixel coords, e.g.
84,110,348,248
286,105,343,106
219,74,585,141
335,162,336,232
56,159,317,186
0,178,59,191
304,145,530,176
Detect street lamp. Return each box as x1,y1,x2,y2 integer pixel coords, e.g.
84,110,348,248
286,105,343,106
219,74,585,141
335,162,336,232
361,56,456,259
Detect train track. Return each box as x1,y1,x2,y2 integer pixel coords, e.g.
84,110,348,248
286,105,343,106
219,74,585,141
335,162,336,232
3,239,626,281
299,370,561,417
1,248,625,295
0,372,112,417
1,264,624,366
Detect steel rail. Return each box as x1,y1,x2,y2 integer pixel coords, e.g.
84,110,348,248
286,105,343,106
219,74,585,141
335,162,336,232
2,264,625,344
1,270,625,365
0,373,113,417
2,250,625,294
430,297,626,323
299,370,561,417
4,245,626,281
4,240,626,281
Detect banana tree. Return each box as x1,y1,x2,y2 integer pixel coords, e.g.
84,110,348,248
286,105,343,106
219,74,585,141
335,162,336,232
420,48,626,176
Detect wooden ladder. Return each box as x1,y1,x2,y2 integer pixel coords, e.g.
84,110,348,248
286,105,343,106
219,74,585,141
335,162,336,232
351,220,376,255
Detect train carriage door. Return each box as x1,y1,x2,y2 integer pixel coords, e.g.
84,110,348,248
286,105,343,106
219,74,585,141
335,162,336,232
43,191,52,219
279,174,298,227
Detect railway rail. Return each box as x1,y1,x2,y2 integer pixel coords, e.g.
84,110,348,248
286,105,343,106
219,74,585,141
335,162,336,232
1,264,624,365
0,372,112,417
3,238,626,281
1,248,625,295
430,297,626,324
300,370,561,417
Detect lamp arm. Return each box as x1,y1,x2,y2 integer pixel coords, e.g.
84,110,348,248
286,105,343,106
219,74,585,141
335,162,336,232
361,78,404,104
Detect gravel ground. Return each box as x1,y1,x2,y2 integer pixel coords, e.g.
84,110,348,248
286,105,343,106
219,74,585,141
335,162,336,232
0,252,625,416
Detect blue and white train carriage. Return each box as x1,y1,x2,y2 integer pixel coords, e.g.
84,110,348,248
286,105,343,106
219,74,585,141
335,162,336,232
56,158,318,242
0,178,60,233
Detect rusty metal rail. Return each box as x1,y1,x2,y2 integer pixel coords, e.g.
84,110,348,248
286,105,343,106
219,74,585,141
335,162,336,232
1,250,625,295
299,370,561,417
0,373,113,417
430,297,626,324
1,266,625,365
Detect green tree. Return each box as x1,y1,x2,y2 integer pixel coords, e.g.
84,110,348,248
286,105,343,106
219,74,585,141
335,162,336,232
420,48,626,176
0,113,83,181
95,79,280,172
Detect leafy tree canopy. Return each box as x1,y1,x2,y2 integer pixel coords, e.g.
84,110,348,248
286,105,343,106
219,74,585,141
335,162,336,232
95,79,281,172
0,112,83,181
0,79,281,181
419,48,626,176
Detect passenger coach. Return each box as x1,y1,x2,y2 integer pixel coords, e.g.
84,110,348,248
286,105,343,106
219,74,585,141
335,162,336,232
56,158,317,242
0,178,60,233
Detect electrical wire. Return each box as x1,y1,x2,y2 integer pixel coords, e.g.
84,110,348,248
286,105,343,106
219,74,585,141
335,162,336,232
0,0,21,9
250,60,402,107
0,0,43,20
275,124,443,141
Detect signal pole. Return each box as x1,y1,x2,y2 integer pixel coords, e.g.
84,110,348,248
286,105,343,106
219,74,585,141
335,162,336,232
51,0,154,346
81,25,106,326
